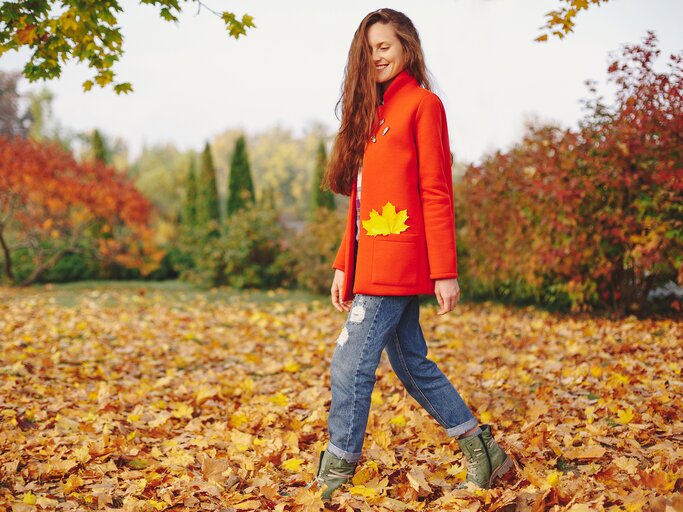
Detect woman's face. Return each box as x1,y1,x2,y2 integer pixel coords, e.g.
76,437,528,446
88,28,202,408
367,22,405,84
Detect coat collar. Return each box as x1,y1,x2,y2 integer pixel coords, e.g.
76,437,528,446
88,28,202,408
381,68,417,104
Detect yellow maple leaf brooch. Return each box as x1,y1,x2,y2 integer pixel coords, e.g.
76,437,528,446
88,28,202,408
362,201,410,236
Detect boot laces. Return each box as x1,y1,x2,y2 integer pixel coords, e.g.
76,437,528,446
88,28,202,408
327,468,353,479
467,447,485,470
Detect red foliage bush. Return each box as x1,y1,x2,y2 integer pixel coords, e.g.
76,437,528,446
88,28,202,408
458,31,682,314
0,136,162,285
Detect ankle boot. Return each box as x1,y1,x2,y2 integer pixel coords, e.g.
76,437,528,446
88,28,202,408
305,449,358,500
455,424,514,489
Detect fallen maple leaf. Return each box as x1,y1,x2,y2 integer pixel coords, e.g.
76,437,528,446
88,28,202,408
349,485,380,497
617,406,635,424
562,444,606,460
282,457,305,471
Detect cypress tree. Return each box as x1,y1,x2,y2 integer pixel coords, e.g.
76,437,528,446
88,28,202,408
227,134,255,216
183,157,198,227
91,129,111,164
308,140,336,219
197,141,220,224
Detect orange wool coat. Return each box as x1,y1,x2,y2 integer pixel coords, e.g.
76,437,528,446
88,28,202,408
332,68,458,302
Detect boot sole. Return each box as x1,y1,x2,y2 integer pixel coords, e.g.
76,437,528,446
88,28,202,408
487,454,514,487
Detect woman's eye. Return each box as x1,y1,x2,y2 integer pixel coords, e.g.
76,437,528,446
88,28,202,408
381,47,389,50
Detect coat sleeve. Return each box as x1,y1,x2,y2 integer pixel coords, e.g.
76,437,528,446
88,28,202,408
332,196,351,271
332,227,347,271
414,93,458,279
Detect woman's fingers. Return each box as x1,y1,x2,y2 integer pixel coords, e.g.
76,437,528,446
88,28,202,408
435,288,446,314
436,291,459,315
331,284,342,312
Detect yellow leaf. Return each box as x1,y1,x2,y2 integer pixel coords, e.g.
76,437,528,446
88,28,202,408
23,491,37,505
283,359,300,372
233,500,262,509
617,406,635,424
282,458,305,471
607,372,630,387
166,448,195,467
171,403,193,419
147,499,168,510
479,410,493,424
389,414,406,426
584,405,596,424
62,474,85,494
448,465,466,478
352,464,377,486
544,470,561,488
362,201,409,236
590,364,602,377
195,385,219,405
231,430,253,451
269,392,288,406
149,411,170,427
230,411,248,427
562,444,606,460
294,488,325,510
349,485,379,497
656,392,670,404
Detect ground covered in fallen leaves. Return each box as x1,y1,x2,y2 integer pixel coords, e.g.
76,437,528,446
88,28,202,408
1,283,681,511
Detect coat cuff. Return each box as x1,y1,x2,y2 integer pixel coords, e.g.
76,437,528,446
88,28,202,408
431,272,458,280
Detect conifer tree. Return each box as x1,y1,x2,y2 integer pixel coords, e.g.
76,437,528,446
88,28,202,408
183,157,198,227
227,134,255,216
196,142,220,224
91,129,111,164
308,140,336,218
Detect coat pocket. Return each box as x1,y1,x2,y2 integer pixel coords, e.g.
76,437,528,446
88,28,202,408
370,232,419,286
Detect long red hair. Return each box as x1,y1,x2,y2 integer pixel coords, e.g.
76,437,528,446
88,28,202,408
322,8,433,196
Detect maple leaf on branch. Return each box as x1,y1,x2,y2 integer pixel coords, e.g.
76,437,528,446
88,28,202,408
535,0,610,42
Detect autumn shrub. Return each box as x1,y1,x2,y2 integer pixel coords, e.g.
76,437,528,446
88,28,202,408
0,136,161,286
174,220,224,287
458,31,682,314
176,208,293,289
277,207,345,295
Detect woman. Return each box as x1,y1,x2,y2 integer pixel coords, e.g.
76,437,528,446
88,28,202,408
309,8,514,500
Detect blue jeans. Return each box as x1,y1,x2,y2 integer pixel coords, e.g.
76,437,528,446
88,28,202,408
326,293,479,463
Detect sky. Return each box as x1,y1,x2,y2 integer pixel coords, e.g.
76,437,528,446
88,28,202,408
2,0,682,166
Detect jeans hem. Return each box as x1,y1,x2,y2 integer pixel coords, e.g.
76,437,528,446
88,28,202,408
327,441,362,463
446,417,479,437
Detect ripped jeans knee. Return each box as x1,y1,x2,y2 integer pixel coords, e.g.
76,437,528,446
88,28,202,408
335,294,369,347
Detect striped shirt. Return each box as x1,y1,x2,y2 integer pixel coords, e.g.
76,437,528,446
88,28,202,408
355,165,362,241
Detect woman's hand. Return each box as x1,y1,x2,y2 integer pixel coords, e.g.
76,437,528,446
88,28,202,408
434,278,460,315
331,269,353,312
